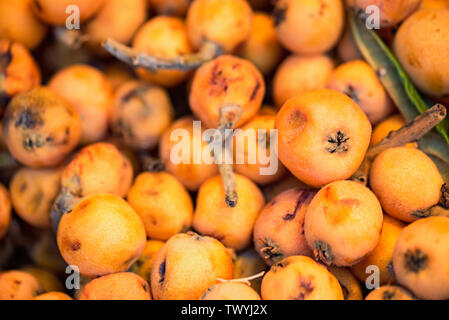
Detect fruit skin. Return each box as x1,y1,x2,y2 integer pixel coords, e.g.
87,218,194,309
150,232,234,300
0,40,41,103
351,215,404,285
60,142,133,199
186,0,253,53
31,0,105,26
276,89,372,188
0,183,11,239
238,12,284,75
365,285,414,300
393,216,449,300
110,81,173,150
22,267,63,293
190,55,265,129
233,109,287,184
274,0,344,55
349,0,422,28
253,188,315,266
370,114,415,147
33,292,73,300
2,87,81,168
393,9,449,98
200,282,261,300
193,174,265,251
10,166,61,228
133,16,193,88
419,0,449,9
85,0,148,53
272,54,334,109
159,116,218,191
328,267,363,300
337,26,362,62
0,0,48,49
326,60,395,124
78,272,151,300
57,194,146,278
304,180,383,267
131,240,165,283
48,64,113,145
370,147,444,222
0,270,42,300
127,172,193,241
261,255,344,300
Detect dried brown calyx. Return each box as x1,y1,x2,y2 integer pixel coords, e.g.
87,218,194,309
259,237,284,263
326,130,350,154
314,240,334,266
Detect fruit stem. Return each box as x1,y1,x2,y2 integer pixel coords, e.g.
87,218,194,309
216,271,265,286
352,104,447,185
210,104,242,207
102,38,222,72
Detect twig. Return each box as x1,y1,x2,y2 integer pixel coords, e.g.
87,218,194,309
352,104,447,185
216,271,265,286
102,38,222,72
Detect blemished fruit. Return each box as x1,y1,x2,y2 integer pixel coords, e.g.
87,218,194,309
2,87,81,168
370,147,444,222
261,255,344,300
189,55,265,129
186,0,253,53
78,272,151,300
351,215,404,285
328,266,363,300
127,171,193,241
326,60,395,124
393,9,449,97
200,282,261,300
253,188,315,266
276,89,372,187
48,64,113,144
274,0,345,55
10,166,61,228
0,183,11,239
150,232,234,300
193,174,265,251
0,270,42,300
272,54,334,109
365,285,414,300
159,116,218,191
238,12,284,75
31,0,105,26
0,0,48,50
304,180,383,267
0,40,41,106
110,81,174,150
133,16,193,88
393,216,449,300
57,194,147,278
349,0,422,27
33,292,73,300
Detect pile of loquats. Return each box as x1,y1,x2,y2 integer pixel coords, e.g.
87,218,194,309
1,0,449,301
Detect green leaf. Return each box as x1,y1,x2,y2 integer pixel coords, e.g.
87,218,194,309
349,9,449,145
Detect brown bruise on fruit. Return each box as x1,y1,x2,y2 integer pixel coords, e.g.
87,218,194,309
314,240,334,266
404,248,428,273
294,277,315,300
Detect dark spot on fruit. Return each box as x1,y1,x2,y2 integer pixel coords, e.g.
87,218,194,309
15,109,43,129
33,0,43,12
141,281,149,293
404,248,428,273
343,85,359,103
32,190,44,208
159,260,166,284
283,190,315,221
13,280,21,285
249,81,261,101
19,182,27,193
295,278,314,300
382,290,395,300
273,5,287,27
71,240,81,251
326,131,349,154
